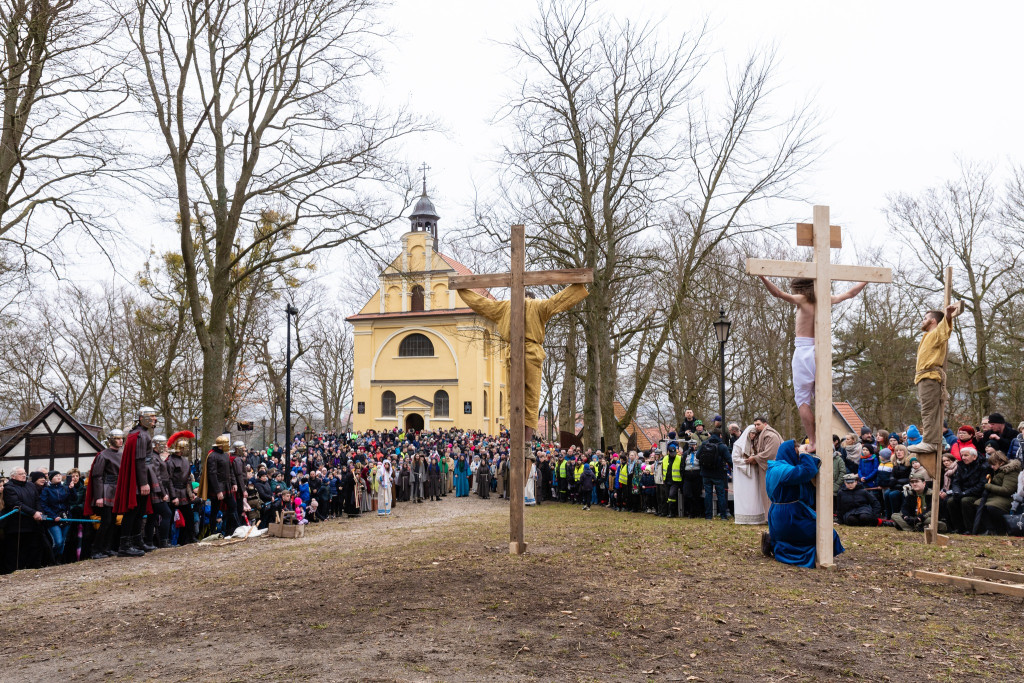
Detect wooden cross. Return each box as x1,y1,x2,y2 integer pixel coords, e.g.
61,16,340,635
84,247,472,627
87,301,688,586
448,224,592,555
746,205,892,568
419,162,431,194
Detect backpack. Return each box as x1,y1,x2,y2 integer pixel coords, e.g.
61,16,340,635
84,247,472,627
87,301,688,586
697,441,719,470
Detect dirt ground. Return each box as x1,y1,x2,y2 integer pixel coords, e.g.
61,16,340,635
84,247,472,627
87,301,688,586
2,494,1023,683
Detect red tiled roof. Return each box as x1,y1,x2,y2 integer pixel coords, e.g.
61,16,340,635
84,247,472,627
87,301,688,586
613,401,653,451
436,252,495,299
833,402,865,434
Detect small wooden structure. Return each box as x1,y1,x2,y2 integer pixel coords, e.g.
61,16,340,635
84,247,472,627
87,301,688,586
0,401,104,476
746,206,893,568
267,512,305,539
912,567,1024,598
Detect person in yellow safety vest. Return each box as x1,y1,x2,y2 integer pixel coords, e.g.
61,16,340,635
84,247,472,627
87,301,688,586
557,457,569,502
574,460,585,504
614,454,629,511
664,442,684,518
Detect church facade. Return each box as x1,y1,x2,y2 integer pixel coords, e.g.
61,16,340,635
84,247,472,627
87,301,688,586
347,189,506,434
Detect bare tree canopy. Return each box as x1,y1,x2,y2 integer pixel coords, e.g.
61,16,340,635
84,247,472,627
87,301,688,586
0,0,128,270
121,0,429,442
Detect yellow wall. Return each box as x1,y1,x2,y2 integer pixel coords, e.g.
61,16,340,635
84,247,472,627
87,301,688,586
349,231,506,433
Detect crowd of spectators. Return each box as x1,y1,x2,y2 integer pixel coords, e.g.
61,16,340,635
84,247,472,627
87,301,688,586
3,410,1022,573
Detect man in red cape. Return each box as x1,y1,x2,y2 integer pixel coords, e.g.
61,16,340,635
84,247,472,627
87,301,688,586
113,407,157,557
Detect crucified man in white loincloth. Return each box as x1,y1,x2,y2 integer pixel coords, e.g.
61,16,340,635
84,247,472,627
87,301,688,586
758,276,868,453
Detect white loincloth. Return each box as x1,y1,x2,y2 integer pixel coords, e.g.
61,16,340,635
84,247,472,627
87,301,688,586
792,337,815,408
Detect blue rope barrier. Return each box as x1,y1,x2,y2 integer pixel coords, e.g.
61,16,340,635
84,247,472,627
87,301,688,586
0,508,18,522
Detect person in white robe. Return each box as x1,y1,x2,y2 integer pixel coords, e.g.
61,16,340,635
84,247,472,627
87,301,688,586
731,424,766,524
524,454,537,506
377,461,393,516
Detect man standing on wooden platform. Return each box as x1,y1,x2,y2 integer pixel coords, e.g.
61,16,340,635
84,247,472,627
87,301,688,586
459,285,588,445
908,302,963,478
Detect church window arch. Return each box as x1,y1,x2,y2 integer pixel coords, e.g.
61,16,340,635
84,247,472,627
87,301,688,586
483,390,488,417
499,391,503,417
381,391,396,417
398,333,433,357
411,285,424,312
433,390,449,417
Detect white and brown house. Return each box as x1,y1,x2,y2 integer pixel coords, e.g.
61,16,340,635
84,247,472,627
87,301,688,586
0,402,104,477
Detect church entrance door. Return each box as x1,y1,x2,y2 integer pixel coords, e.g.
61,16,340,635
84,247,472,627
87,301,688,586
405,413,424,432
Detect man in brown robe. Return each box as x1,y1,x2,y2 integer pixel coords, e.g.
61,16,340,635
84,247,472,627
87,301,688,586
746,416,783,515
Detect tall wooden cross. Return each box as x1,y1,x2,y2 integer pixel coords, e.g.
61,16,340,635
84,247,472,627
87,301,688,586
746,205,892,568
449,224,593,554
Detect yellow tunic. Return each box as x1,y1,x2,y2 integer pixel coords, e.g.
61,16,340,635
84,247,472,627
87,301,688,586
914,316,951,384
460,284,589,428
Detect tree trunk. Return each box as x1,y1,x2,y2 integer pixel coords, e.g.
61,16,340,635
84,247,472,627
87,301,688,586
558,323,578,435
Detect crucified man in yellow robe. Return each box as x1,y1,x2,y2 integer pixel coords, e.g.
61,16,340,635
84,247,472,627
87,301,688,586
458,284,589,442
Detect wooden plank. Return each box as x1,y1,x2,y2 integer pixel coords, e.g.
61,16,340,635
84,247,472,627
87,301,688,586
912,570,1024,598
509,225,526,555
746,258,814,279
812,205,834,569
830,264,893,284
972,567,1024,583
449,268,594,290
796,223,842,248
746,260,891,284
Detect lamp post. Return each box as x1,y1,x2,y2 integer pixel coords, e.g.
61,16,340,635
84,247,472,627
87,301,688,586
712,309,731,434
261,417,267,450
285,304,298,477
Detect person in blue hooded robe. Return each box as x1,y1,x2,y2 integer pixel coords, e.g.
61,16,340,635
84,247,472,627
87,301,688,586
761,440,844,568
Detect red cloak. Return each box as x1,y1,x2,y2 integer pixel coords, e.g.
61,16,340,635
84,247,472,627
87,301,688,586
112,431,153,515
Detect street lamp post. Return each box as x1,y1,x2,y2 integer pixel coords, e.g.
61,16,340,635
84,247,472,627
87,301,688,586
712,309,732,434
261,417,267,450
285,304,298,476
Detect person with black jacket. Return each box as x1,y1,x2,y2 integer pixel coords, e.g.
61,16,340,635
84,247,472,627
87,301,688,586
2,468,45,572
578,461,596,511
699,430,732,521
837,474,883,526
944,447,990,534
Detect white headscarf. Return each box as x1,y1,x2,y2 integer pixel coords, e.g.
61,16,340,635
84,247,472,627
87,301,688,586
731,425,757,476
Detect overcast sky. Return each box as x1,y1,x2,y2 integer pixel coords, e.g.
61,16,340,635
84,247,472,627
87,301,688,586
375,0,1024,253
74,0,1024,294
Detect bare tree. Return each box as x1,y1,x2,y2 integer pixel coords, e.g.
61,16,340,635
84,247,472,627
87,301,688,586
886,160,1024,416
123,0,426,440
0,0,127,272
496,0,817,447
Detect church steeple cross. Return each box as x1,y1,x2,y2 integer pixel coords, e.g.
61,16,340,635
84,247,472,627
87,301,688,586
419,162,430,196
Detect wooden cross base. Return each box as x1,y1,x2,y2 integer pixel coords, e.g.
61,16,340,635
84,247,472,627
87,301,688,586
923,528,950,546
912,568,1024,597
509,541,528,555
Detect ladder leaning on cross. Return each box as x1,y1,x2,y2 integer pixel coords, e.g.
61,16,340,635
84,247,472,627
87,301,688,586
746,205,892,568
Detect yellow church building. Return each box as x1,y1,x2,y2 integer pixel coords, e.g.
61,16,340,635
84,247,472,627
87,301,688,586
347,188,506,434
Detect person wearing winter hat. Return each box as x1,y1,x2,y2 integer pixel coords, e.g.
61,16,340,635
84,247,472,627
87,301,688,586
892,473,942,532
950,425,975,461
1,468,46,571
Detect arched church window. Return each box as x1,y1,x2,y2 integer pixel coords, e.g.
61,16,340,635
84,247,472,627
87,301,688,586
499,392,503,417
381,391,396,417
398,333,433,357
483,390,488,417
411,285,424,312
434,390,449,417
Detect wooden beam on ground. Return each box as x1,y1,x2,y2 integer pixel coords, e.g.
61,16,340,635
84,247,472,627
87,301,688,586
911,570,1024,598
972,567,1024,583
449,268,593,290
797,222,842,248
508,225,527,556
